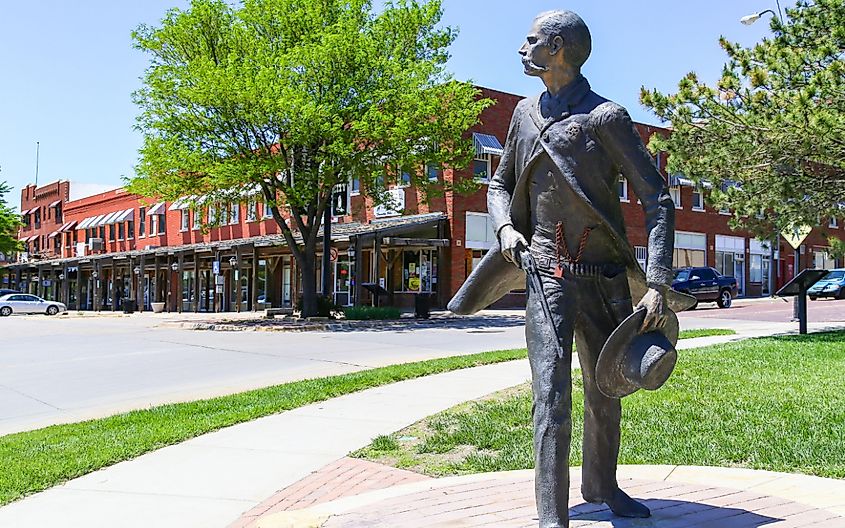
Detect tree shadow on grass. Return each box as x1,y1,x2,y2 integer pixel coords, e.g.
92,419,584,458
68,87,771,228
570,498,785,527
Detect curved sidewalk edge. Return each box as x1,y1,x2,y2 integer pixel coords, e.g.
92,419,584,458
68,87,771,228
253,465,845,528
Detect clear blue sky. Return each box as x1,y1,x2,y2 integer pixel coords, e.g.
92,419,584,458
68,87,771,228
0,0,788,210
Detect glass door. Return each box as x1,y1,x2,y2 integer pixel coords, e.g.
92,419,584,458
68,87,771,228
734,254,745,297
282,256,292,307
334,256,351,306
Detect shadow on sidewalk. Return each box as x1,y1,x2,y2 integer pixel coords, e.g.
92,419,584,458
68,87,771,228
570,498,781,526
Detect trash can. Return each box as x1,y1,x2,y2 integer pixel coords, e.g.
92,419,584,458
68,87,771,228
122,299,137,314
414,293,431,319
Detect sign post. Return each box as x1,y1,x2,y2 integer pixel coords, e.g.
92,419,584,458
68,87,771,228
781,225,812,323
776,269,829,334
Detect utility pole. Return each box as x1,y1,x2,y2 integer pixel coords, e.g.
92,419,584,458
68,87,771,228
35,142,40,186
322,203,331,300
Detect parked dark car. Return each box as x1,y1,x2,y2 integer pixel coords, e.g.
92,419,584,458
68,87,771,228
671,267,738,308
808,269,845,300
0,289,20,298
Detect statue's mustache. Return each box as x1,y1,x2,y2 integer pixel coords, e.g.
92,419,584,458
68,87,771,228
522,58,548,73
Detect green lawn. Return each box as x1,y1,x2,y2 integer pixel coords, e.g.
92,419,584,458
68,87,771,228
353,331,845,479
0,326,735,506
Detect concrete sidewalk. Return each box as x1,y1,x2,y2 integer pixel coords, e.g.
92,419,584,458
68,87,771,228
1,326,842,527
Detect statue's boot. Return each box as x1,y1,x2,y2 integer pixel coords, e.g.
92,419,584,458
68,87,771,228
585,488,650,518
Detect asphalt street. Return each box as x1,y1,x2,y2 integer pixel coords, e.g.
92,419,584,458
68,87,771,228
0,312,527,435
1,297,842,436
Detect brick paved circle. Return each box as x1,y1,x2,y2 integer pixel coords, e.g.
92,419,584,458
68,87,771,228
317,471,844,527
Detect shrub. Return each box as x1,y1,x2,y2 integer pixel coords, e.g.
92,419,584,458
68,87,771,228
296,295,342,318
343,305,402,320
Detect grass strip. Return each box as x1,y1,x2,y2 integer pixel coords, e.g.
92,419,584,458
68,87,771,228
354,331,845,479
677,328,735,339
0,327,734,505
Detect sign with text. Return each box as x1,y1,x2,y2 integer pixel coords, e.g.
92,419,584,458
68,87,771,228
373,188,405,218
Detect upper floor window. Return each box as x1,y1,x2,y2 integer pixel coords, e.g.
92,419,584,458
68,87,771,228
127,220,135,239
830,217,839,229
192,208,202,230
246,198,257,222
426,162,441,182
138,207,146,237
350,176,361,195
263,202,273,219
54,202,63,223
692,188,704,210
473,156,491,182
34,208,41,227
157,213,166,235
229,203,240,225
618,176,628,202
669,186,681,209
118,222,125,241
181,209,190,231
400,170,412,187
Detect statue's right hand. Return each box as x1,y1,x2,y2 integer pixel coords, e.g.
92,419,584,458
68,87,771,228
499,225,528,268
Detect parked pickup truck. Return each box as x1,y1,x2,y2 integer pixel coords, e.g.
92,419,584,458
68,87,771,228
671,267,738,309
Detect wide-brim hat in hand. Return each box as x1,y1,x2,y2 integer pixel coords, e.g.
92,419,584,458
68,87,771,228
596,307,680,399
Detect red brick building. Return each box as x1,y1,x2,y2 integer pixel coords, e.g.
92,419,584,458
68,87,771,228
3,86,843,311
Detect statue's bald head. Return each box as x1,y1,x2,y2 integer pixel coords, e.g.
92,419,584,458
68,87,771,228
534,10,591,70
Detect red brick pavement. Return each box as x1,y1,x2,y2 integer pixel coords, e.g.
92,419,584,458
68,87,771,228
317,473,845,527
228,457,431,528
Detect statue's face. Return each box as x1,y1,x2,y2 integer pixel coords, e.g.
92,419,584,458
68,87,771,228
518,19,557,77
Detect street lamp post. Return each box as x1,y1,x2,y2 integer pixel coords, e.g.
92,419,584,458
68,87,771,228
740,1,783,25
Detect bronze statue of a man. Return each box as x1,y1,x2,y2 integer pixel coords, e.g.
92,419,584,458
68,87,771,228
449,10,694,528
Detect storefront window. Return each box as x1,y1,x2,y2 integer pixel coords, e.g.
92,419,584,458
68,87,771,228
750,254,762,283
401,249,437,293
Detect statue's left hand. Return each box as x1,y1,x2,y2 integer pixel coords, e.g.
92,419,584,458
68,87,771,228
636,287,668,333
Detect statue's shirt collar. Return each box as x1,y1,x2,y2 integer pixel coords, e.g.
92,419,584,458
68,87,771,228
538,75,591,121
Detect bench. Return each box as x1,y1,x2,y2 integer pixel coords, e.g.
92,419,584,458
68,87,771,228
265,307,295,319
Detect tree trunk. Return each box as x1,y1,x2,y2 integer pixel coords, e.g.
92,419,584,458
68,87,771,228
298,248,319,317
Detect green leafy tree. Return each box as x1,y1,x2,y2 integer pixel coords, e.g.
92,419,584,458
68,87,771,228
128,0,491,316
0,176,23,257
640,0,845,238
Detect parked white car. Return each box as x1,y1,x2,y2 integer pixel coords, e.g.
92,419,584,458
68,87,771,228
0,294,67,316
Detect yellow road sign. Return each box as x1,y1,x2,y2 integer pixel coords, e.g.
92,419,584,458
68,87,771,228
781,225,812,250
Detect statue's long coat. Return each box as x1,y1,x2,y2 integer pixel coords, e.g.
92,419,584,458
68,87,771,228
448,77,696,314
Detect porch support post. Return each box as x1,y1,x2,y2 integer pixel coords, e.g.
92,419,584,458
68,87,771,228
177,253,184,313
251,247,259,311
164,255,171,312
75,264,83,310
153,256,160,303
235,246,242,313
193,252,200,313
62,263,70,305
373,235,381,307
138,254,146,313
111,259,118,311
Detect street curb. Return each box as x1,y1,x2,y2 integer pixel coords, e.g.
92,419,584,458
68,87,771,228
161,317,474,333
